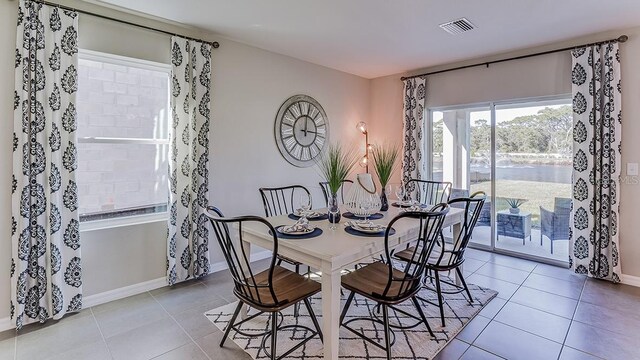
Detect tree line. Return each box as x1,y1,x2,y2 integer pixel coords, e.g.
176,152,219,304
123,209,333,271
433,106,572,156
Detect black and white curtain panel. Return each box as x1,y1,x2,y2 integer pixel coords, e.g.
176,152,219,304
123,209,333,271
570,42,622,282
11,0,81,329
401,77,427,196
167,37,212,285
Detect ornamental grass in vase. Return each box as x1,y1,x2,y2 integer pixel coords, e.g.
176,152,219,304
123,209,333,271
317,144,359,223
371,143,400,211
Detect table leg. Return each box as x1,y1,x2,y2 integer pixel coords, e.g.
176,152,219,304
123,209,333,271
240,239,251,319
321,267,341,360
453,222,463,286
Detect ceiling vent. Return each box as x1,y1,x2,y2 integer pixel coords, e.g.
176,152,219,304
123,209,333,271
439,18,476,35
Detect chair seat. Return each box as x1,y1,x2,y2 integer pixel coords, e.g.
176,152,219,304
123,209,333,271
394,243,453,265
341,262,419,303
237,265,320,311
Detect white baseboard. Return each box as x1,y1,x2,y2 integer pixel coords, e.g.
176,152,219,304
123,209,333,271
84,277,168,308
84,250,272,309
0,251,274,333
620,274,640,288
0,316,13,332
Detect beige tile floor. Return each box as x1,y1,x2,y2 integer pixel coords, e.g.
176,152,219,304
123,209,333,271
1,249,639,360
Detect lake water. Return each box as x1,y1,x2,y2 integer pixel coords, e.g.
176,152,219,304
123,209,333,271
433,164,572,184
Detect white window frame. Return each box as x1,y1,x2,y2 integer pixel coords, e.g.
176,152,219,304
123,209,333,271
77,49,171,231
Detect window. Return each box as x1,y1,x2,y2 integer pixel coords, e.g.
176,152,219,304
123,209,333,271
76,50,170,222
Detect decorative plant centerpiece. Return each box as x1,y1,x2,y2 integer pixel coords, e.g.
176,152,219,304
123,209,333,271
317,144,358,223
506,198,526,214
371,143,399,211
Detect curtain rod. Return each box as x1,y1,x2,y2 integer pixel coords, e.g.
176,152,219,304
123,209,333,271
401,35,628,81
23,0,220,48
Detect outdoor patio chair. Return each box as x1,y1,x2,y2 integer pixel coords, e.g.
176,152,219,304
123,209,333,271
540,197,571,254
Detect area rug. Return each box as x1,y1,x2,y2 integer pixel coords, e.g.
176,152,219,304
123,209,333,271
205,276,497,360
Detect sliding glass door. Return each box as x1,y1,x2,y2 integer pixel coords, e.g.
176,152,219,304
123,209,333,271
430,106,492,249
428,97,572,264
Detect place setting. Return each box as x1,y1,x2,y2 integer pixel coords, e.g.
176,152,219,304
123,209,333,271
344,219,396,237
276,194,324,239
338,176,396,237
272,217,323,239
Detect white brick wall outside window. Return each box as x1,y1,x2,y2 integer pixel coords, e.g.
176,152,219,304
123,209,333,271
76,50,170,221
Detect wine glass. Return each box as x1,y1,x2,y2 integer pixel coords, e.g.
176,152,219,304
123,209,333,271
360,198,372,223
298,193,311,220
395,185,405,204
328,196,339,230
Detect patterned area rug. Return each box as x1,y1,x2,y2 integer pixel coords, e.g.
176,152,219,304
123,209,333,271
205,277,497,359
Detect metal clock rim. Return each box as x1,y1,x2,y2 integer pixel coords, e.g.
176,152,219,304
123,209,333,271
274,94,330,168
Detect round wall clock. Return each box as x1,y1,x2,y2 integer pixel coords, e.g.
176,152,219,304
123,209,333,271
274,94,329,167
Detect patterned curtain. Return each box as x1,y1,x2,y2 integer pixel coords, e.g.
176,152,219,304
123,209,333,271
167,37,212,285
11,0,81,330
401,77,427,196
569,42,622,282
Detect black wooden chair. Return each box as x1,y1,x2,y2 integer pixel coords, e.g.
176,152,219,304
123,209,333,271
259,185,313,218
319,179,353,207
405,179,452,205
394,191,486,327
339,204,449,360
259,185,313,315
206,207,323,360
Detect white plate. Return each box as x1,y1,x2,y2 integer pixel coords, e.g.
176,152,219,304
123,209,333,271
277,226,315,236
350,223,386,234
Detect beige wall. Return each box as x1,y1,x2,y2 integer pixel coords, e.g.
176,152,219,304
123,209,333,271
370,27,640,279
0,0,370,320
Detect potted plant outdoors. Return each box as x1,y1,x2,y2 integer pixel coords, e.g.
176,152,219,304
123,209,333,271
506,198,526,214
371,143,399,211
317,144,358,224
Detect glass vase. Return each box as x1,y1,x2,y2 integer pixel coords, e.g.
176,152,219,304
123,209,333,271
328,193,341,224
380,187,389,211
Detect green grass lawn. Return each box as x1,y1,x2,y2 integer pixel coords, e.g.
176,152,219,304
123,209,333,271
470,180,571,228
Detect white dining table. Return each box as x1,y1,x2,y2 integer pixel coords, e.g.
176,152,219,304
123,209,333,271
238,205,465,360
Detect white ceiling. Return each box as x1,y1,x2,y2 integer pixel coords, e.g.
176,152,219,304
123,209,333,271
97,0,640,79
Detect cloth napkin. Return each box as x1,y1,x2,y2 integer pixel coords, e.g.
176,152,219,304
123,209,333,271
295,209,322,218
403,204,428,212
282,217,313,233
345,220,385,231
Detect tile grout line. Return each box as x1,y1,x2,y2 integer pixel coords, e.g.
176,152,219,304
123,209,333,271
464,261,534,358
555,276,593,360
90,307,115,360
148,289,213,360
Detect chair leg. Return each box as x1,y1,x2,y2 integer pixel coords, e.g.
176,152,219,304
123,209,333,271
382,304,392,360
411,296,435,338
270,312,278,360
551,240,554,254
277,258,283,266
434,271,446,327
303,298,323,343
340,291,355,324
220,301,243,347
456,267,473,304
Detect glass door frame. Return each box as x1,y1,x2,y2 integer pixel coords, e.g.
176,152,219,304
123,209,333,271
427,94,571,267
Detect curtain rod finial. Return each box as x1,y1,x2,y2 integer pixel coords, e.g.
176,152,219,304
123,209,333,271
618,35,629,43
212,41,220,48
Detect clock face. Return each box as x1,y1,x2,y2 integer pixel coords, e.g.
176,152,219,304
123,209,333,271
274,95,329,167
